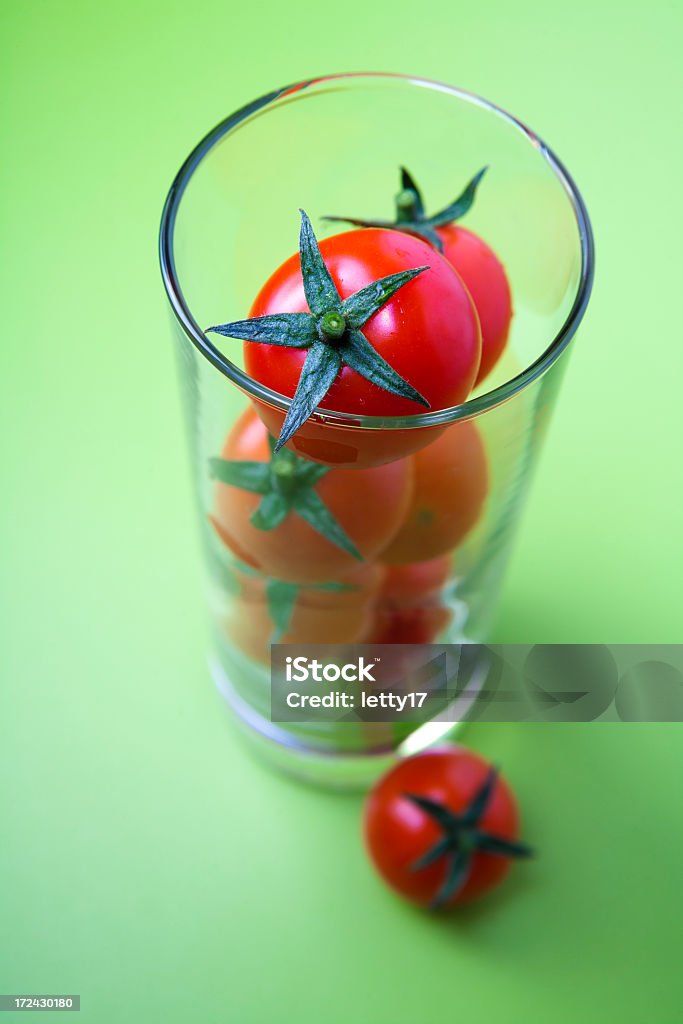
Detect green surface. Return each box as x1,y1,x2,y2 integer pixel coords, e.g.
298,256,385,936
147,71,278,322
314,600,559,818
2,2,683,1022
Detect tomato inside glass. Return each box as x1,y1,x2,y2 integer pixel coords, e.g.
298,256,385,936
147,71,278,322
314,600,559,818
212,407,413,584
435,224,512,387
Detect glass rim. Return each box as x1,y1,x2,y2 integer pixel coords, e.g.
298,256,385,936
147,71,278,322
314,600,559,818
158,72,595,430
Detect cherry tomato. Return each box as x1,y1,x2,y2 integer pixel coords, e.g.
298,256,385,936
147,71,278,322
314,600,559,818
378,556,451,605
366,604,452,645
364,748,531,908
248,228,481,469
226,564,382,664
364,557,452,644
212,407,413,584
380,420,488,565
435,224,513,387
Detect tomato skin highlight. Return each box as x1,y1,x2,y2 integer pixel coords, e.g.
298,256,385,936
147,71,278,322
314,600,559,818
436,224,512,387
380,420,488,565
212,407,413,584
246,227,481,417
364,749,522,907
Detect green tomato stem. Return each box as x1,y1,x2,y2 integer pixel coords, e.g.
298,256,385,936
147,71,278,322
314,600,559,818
395,188,421,223
318,310,347,342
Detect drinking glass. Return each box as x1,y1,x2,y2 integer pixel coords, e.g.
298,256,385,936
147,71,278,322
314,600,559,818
159,73,594,787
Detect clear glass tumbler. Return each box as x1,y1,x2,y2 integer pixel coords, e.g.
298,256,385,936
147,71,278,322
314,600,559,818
159,73,594,787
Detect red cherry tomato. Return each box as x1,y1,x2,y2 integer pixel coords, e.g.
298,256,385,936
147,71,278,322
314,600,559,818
378,556,451,605
212,407,413,584
380,420,488,565
435,225,512,387
364,748,530,908
364,556,452,644
366,604,452,645
248,228,481,468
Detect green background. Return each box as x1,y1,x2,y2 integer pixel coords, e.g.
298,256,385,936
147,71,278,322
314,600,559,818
2,2,682,1022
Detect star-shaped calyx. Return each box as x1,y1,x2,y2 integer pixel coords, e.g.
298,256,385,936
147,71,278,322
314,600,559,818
230,559,355,643
324,165,488,253
209,435,362,560
206,211,430,452
404,766,533,909
263,577,353,642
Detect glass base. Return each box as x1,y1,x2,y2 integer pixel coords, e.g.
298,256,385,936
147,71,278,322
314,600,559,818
210,656,479,791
